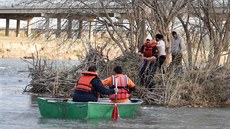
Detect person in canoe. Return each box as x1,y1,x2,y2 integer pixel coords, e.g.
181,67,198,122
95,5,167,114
102,66,136,103
72,65,118,102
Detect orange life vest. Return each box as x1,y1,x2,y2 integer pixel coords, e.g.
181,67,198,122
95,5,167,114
143,41,158,57
109,74,130,100
76,71,98,92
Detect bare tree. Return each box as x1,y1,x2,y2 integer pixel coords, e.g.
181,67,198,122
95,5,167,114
191,0,230,67
17,0,230,106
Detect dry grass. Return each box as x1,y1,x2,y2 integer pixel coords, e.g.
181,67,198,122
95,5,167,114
0,36,86,59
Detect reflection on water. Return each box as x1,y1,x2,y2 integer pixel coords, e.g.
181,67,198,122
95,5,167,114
0,59,230,129
30,94,39,107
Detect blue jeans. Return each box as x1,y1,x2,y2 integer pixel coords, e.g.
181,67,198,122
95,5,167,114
140,60,158,90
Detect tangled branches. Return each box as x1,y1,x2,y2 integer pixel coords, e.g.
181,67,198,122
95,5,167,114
24,47,107,97
24,51,230,107
23,58,77,97
160,65,230,107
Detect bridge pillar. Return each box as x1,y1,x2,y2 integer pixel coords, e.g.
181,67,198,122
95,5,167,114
67,18,72,39
88,18,94,40
118,17,124,32
5,18,10,36
77,20,83,39
56,17,61,38
45,17,50,38
27,18,32,37
16,19,20,37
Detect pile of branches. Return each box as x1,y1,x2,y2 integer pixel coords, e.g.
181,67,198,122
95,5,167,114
98,52,166,105
24,48,108,97
159,65,230,107
24,50,230,107
95,52,230,107
186,65,230,107
23,59,77,97
23,48,161,103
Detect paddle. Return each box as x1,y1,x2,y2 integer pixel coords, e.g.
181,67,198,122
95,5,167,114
112,78,118,121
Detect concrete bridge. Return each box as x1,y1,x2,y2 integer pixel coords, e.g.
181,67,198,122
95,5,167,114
0,1,228,38
0,2,129,38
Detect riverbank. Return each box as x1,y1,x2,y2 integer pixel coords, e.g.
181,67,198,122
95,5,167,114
0,36,122,60
0,36,84,60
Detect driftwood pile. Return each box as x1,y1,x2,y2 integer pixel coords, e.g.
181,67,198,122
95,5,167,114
23,48,166,104
24,49,230,107
23,59,77,97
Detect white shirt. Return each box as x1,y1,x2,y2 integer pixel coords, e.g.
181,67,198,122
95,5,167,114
157,40,166,56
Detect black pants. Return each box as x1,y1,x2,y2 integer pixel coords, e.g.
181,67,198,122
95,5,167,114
172,53,182,66
158,55,166,74
140,60,158,90
169,53,183,74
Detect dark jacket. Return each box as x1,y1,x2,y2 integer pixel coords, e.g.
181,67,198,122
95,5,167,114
73,77,115,102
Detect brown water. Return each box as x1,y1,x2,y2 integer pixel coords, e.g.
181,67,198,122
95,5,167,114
0,59,229,129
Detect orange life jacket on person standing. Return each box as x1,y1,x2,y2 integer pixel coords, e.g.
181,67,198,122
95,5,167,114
76,71,98,92
143,41,158,57
109,74,130,100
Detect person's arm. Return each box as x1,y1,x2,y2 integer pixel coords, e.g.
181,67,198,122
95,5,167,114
179,37,186,53
138,46,144,57
170,38,174,54
144,56,156,61
156,41,161,56
157,46,161,56
127,78,136,92
129,86,136,92
92,78,116,95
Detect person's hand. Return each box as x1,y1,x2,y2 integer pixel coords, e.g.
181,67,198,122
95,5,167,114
152,56,156,61
141,56,147,60
114,88,119,94
138,53,143,57
146,56,156,61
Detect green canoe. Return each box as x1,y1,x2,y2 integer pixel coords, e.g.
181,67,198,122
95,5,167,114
37,97,143,119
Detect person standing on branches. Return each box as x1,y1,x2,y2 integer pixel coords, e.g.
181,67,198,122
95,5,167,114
138,36,158,90
155,34,167,74
170,31,186,74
